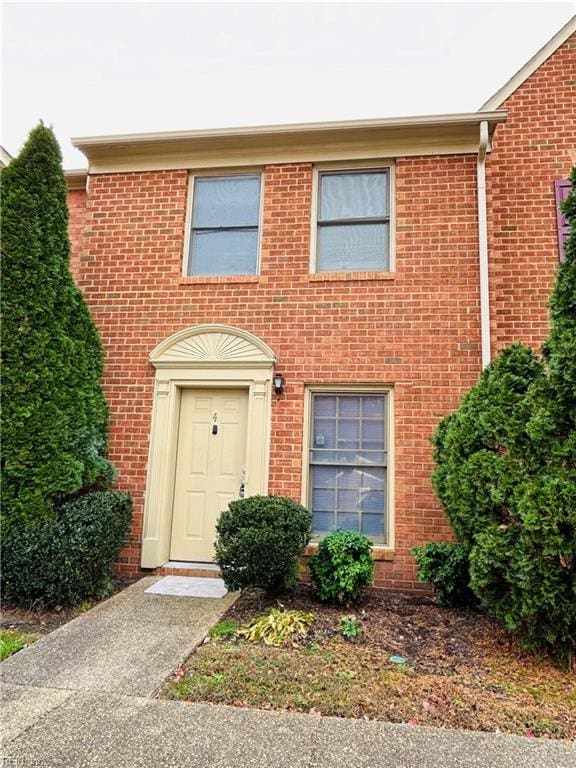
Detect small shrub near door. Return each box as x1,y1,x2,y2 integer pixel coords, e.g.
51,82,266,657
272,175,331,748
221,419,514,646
309,530,374,604
1,491,133,607
215,495,312,593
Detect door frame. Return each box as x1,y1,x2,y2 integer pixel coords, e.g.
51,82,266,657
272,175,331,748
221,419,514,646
141,325,276,568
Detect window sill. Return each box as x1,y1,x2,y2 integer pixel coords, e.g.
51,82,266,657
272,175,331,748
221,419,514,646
309,271,396,283
304,543,394,561
179,275,260,285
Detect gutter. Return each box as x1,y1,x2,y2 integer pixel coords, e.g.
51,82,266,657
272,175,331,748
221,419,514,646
477,120,491,368
64,168,88,191
72,111,507,151
72,111,507,175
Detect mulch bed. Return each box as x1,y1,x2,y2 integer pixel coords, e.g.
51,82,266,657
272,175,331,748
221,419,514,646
161,585,576,739
226,585,504,675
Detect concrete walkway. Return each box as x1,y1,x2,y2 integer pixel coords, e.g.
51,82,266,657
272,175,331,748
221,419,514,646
2,577,575,768
1,576,235,697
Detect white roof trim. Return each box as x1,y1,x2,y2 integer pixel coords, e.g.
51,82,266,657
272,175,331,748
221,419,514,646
64,168,88,190
0,146,13,168
480,16,576,110
72,111,505,150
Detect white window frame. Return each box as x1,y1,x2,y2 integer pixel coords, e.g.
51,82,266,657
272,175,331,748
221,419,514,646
301,385,395,549
182,169,264,277
310,161,396,274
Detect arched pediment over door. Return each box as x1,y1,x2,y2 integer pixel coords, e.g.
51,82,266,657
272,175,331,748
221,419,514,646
142,324,276,569
150,324,276,369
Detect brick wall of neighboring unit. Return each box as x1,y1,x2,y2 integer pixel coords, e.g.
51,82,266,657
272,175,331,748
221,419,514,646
487,33,575,355
67,188,87,280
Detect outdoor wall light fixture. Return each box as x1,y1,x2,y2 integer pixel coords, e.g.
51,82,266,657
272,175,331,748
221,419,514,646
273,373,286,396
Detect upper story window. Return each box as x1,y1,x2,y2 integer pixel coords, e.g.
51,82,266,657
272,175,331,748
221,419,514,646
315,169,391,273
186,174,261,276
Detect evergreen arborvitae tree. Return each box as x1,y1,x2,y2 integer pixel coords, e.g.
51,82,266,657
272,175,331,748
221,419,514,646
1,124,114,531
429,168,576,665
431,344,546,547
542,165,576,460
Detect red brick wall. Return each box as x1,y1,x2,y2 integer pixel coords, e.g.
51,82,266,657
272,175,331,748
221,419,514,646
487,33,575,355
70,154,483,591
65,36,573,591
67,188,87,280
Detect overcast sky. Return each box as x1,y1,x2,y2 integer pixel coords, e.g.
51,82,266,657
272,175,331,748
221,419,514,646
2,1,574,168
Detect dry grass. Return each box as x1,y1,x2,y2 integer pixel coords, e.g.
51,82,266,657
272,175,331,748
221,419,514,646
161,586,576,739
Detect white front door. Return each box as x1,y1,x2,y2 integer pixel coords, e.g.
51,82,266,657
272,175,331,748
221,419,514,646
170,388,248,562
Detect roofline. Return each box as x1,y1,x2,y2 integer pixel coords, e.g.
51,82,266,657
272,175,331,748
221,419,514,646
72,111,506,151
0,146,14,168
480,15,576,110
64,168,88,190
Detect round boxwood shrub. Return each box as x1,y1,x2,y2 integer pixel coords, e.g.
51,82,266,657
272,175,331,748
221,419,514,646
1,490,132,606
309,530,374,604
215,495,312,593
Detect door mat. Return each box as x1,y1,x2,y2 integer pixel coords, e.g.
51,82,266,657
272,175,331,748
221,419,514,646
145,576,228,599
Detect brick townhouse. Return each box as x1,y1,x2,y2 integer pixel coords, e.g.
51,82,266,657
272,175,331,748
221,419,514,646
65,18,575,589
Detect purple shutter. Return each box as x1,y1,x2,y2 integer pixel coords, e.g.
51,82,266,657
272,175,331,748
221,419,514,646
555,179,571,261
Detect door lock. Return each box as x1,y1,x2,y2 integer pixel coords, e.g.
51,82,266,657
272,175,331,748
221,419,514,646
239,483,245,498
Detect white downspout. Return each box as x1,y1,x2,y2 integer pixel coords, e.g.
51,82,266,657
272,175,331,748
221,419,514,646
477,120,491,368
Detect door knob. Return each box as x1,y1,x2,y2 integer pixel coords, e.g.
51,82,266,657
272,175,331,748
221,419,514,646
239,483,245,498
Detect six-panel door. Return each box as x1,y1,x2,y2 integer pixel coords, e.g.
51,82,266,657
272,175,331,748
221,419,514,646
170,388,248,562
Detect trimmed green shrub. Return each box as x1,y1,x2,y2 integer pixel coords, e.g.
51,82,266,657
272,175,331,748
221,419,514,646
215,495,312,592
412,542,477,608
430,168,576,664
432,348,576,661
1,124,113,532
309,530,374,604
1,491,132,607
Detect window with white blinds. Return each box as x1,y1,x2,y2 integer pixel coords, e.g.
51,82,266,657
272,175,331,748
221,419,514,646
187,174,261,276
315,169,390,273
